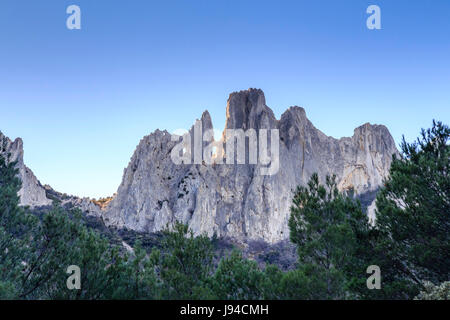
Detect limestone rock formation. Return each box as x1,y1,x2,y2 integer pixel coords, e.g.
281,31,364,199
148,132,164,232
104,89,399,243
0,132,108,218
0,132,51,207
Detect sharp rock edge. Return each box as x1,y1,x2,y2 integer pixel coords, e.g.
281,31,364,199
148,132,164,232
0,89,398,243
104,89,399,243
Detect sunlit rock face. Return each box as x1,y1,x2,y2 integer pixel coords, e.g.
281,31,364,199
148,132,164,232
104,89,398,243
0,89,398,243
0,132,51,207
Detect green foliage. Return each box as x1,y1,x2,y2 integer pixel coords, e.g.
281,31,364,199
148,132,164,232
110,240,158,299
345,120,449,300
344,225,420,300
0,280,18,299
15,203,148,300
288,173,369,299
212,250,264,299
149,222,215,299
261,265,314,300
0,149,155,299
375,120,449,289
0,151,36,299
414,281,450,300
1,121,448,300
285,120,449,300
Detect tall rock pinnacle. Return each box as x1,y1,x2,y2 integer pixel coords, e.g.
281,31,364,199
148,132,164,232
103,89,398,243
225,88,277,131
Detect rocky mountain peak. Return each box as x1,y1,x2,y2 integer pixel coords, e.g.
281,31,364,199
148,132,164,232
225,88,277,131
0,89,399,243
102,89,399,243
0,132,23,164
200,110,213,131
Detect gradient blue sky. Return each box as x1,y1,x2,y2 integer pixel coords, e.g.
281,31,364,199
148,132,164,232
0,0,449,198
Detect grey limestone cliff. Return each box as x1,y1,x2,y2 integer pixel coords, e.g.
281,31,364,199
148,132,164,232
0,132,51,207
103,89,398,243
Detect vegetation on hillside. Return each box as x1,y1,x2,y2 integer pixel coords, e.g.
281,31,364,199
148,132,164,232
0,121,448,299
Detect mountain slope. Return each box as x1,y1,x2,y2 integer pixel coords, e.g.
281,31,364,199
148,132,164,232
104,89,398,243
0,132,51,207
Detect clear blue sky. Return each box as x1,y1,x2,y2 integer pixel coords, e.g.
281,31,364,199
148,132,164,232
0,0,449,199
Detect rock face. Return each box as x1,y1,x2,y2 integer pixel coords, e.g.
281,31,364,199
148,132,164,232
0,132,51,207
0,89,397,243
0,132,106,216
104,89,398,243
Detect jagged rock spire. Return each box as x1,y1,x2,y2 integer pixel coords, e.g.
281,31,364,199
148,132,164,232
103,89,398,243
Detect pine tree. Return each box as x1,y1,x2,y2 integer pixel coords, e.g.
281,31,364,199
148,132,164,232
375,120,449,287
0,148,36,299
149,222,215,299
212,249,264,300
288,173,369,299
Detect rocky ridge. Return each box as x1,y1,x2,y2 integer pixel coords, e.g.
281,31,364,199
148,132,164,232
1,89,398,244
104,89,399,243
